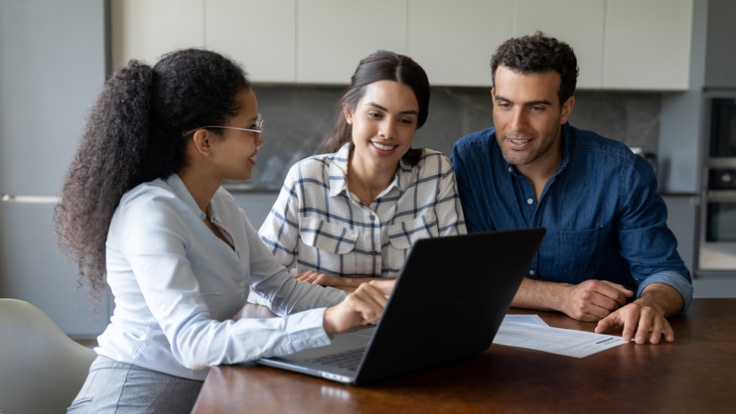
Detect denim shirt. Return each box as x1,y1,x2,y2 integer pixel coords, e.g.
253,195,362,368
451,123,693,313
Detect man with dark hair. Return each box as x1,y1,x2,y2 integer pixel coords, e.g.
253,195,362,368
451,32,692,344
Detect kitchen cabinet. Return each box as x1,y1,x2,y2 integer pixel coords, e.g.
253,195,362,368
703,0,736,88
662,195,698,273
411,0,692,89
406,0,513,87
515,0,604,89
205,0,297,83
110,0,694,89
110,0,204,70
657,0,734,195
296,0,407,84
409,0,690,89
603,0,693,90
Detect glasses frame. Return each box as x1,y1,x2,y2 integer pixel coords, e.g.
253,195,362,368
181,114,264,139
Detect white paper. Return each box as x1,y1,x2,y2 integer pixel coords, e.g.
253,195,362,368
493,315,627,358
501,314,548,327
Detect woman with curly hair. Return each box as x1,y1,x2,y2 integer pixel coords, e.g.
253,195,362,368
55,49,387,413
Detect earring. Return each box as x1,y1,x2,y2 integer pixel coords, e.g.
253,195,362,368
346,118,352,125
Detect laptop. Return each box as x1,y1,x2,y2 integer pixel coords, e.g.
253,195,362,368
257,227,546,385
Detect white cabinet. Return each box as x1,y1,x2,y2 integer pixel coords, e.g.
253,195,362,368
515,0,605,90
411,0,690,90
603,0,693,90
110,0,694,90
407,0,513,87
396,0,693,90
110,0,204,70
296,0,407,84
205,0,297,83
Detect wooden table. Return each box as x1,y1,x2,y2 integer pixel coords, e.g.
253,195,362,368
193,299,736,413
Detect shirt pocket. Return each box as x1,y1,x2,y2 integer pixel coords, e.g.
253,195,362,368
299,217,359,253
298,216,359,274
553,225,608,283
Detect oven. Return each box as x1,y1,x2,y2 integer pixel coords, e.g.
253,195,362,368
699,95,736,273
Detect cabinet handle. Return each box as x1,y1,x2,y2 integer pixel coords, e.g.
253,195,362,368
0,194,60,203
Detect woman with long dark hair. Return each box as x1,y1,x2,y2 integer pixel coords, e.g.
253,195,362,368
257,50,466,294
55,49,386,413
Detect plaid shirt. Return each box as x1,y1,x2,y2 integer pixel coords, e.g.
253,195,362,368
259,143,466,278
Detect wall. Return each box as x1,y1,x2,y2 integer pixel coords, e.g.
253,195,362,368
243,86,661,192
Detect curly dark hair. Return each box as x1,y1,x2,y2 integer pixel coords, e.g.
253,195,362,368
319,50,429,166
490,31,578,106
54,48,250,303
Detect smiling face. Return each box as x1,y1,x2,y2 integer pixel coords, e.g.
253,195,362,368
492,65,574,176
210,88,264,182
345,80,419,181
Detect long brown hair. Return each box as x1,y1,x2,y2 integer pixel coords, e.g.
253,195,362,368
318,50,430,166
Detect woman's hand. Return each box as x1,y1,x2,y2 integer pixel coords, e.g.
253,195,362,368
295,270,396,295
295,270,347,289
323,282,388,334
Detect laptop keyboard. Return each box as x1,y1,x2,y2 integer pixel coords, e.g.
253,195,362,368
310,348,364,371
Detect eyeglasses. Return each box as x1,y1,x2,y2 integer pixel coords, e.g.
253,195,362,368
182,114,265,140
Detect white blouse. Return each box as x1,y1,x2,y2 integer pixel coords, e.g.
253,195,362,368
96,174,346,380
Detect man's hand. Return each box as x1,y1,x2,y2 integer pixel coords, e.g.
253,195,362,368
594,302,673,344
559,280,633,321
594,283,683,344
513,278,684,344
323,283,387,334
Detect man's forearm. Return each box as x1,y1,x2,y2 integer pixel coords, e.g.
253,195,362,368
635,282,684,318
510,277,570,313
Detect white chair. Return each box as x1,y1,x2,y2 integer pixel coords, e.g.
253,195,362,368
0,298,97,414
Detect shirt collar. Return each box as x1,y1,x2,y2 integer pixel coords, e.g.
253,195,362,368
328,143,351,197
164,173,208,220
559,122,571,171
327,142,411,199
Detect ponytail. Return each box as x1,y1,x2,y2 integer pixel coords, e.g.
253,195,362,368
54,61,158,304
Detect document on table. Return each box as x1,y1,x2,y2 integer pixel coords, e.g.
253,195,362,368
493,315,627,358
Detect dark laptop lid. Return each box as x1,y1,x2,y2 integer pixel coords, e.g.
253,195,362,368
353,228,545,384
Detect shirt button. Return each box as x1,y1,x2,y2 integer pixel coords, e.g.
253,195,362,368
508,166,513,173
369,215,375,220
527,198,534,205
240,281,246,288
371,250,378,256
529,270,535,276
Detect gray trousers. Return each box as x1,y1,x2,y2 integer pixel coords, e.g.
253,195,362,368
67,356,203,413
